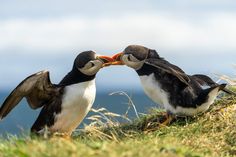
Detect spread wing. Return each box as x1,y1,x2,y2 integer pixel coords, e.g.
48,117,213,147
145,58,190,85
0,70,56,119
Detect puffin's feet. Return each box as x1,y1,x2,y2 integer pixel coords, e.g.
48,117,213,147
52,132,71,140
158,112,175,127
143,112,175,133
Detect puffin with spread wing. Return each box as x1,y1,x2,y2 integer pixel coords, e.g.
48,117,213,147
0,51,113,137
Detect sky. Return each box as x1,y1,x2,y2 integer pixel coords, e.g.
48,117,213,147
0,0,236,91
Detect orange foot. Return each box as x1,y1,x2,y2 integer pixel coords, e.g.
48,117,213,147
51,132,71,140
159,112,175,127
144,112,175,133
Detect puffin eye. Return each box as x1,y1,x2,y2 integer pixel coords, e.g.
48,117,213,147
90,62,95,67
127,55,131,61
127,54,140,62
83,61,96,69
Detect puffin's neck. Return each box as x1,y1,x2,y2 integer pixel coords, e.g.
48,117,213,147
59,68,95,86
136,63,157,76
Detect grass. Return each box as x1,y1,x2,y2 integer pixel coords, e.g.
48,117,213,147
0,93,235,157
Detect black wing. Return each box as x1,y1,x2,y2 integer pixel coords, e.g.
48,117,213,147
145,58,190,85
192,74,236,96
191,74,216,86
0,70,56,119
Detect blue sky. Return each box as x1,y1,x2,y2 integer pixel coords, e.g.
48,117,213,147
0,0,236,91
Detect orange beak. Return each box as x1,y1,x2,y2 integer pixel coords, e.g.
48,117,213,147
110,52,125,65
97,55,115,67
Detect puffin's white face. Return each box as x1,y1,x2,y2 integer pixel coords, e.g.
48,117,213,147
78,59,103,76
110,45,150,70
121,54,145,70
77,53,114,76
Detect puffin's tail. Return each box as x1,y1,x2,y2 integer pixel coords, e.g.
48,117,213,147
219,84,236,96
192,74,236,96
221,88,236,96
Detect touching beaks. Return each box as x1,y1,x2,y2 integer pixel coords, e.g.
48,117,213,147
110,52,125,65
97,55,114,63
96,52,125,68
96,55,115,67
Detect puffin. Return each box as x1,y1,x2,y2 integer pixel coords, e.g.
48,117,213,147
0,51,114,137
110,45,236,125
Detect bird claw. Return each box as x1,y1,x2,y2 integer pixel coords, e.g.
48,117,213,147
51,132,71,140
158,112,175,128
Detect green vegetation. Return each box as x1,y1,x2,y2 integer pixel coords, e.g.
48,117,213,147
0,94,235,157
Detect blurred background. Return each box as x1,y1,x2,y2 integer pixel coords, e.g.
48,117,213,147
0,0,236,135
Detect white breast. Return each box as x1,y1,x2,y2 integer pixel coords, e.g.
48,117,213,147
140,73,169,107
50,79,96,135
139,73,219,116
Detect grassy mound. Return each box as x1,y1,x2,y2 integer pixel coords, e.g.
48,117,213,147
0,95,235,157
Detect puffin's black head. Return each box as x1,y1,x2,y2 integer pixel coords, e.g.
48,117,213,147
111,45,160,70
73,51,114,76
